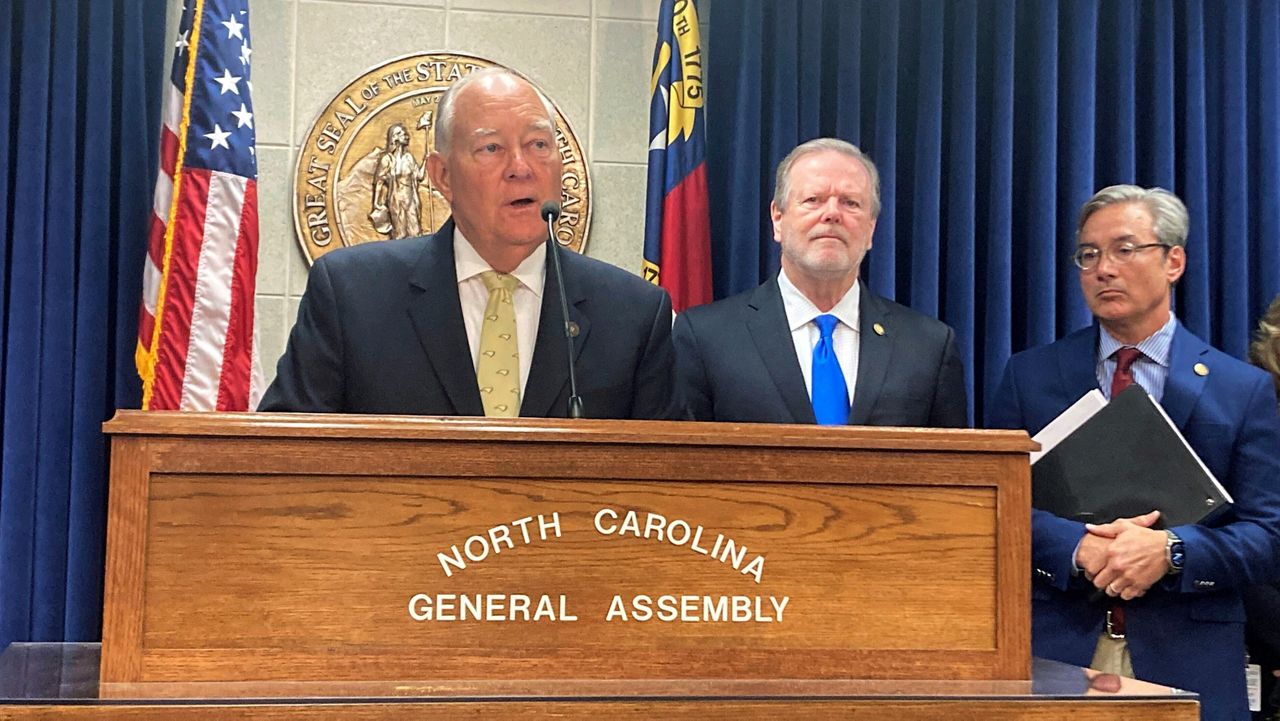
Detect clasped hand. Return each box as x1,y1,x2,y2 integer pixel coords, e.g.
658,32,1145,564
1074,510,1168,601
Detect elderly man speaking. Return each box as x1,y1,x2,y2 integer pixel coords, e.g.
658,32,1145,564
261,69,678,419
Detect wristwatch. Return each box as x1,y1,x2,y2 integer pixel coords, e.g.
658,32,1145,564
1165,530,1185,574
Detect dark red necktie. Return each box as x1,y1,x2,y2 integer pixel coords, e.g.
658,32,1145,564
1110,347,1143,398
1106,346,1143,636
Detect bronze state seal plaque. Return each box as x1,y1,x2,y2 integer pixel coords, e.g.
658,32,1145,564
293,53,591,264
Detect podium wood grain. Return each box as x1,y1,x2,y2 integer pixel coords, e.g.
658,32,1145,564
100,413,1034,686
2,699,1197,719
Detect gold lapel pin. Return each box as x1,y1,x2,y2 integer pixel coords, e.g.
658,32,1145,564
1193,362,1209,377
873,323,886,336
567,321,580,338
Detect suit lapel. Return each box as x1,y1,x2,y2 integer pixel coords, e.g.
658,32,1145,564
406,220,484,416
521,248,588,417
849,286,891,425
1053,325,1103,403
746,276,814,424
1160,322,1209,429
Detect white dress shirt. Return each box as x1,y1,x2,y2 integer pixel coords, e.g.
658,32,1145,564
454,230,545,398
778,268,860,406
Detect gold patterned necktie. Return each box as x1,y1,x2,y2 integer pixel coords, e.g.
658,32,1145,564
477,270,521,417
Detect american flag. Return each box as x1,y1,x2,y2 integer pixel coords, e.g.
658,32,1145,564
137,0,262,410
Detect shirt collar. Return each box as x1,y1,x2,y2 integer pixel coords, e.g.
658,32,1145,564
453,227,546,297
778,268,861,334
1098,313,1176,367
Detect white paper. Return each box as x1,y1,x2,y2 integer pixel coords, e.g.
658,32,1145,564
1031,390,1107,465
1247,663,1261,712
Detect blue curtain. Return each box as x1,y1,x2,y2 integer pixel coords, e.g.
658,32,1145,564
0,0,165,649
706,0,1280,424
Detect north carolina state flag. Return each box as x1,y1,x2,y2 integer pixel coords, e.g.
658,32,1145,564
642,0,712,312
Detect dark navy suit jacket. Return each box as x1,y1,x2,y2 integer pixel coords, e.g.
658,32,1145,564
988,322,1280,721
672,274,968,426
260,219,679,419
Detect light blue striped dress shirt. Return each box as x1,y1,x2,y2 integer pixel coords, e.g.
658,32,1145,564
1095,314,1177,402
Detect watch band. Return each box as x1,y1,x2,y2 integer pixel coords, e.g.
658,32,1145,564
1165,529,1185,574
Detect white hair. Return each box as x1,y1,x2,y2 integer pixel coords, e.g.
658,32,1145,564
433,67,557,155
773,138,881,217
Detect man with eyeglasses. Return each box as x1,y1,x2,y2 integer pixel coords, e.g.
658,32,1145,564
988,185,1280,720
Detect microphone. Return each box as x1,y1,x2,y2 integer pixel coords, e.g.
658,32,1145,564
541,201,584,418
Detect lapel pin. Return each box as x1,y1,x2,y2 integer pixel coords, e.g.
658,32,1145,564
873,323,886,336
567,321,580,338
1193,362,1209,377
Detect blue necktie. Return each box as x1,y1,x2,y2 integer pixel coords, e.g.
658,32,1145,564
811,314,849,425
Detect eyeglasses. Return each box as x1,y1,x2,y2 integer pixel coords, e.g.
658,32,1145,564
1072,242,1170,271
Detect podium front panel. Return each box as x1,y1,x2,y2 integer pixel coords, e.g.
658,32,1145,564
100,414,1033,685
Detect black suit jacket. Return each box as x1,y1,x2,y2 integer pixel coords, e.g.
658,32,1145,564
673,275,967,426
260,220,678,419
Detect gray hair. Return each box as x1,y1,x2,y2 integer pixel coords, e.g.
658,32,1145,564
1077,185,1190,248
773,138,882,217
433,67,557,155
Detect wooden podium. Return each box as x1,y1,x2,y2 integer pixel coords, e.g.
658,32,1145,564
100,411,1034,686
0,412,1194,718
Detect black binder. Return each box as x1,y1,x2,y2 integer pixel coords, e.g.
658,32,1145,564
1031,385,1232,527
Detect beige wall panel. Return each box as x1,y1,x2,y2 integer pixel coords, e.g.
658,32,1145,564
585,162,647,273
254,147,294,296
323,0,444,6
453,0,591,15
597,0,659,21
293,2,446,142
592,19,653,164
445,11,591,144
165,0,183,52
287,229,311,296
249,0,296,146
255,296,288,387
